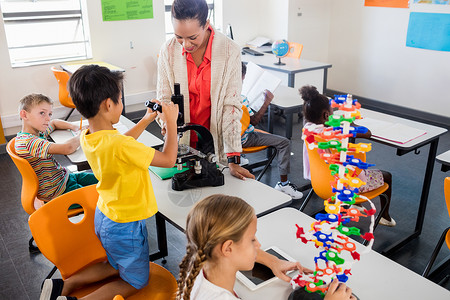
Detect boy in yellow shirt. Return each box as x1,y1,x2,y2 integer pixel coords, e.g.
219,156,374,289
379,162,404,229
39,65,179,300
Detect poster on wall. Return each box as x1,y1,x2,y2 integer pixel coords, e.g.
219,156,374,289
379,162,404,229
101,0,153,21
406,12,450,51
412,0,449,4
364,0,409,8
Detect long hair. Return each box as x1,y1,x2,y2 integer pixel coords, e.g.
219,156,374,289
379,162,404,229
176,194,255,300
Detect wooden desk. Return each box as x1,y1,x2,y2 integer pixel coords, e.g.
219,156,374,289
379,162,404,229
241,54,332,92
234,208,450,299
356,109,448,255
269,85,302,139
60,61,127,115
436,150,450,172
49,115,163,170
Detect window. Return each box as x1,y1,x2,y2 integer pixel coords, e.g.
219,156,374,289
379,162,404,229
164,0,221,40
1,0,92,68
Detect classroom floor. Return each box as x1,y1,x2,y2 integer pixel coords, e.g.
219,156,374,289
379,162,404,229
0,110,449,299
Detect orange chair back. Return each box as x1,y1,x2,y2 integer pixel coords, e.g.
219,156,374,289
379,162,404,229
287,42,303,59
306,140,368,201
240,104,251,136
6,138,41,215
445,177,450,219
51,67,75,109
28,185,105,279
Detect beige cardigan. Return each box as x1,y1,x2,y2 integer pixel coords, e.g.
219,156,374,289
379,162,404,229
157,28,243,164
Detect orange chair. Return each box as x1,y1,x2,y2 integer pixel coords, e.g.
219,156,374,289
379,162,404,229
422,177,450,284
29,185,177,299
301,140,390,242
287,42,303,59
240,105,278,181
51,66,76,120
6,138,83,252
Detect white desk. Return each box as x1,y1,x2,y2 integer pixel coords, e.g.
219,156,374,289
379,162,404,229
356,109,448,255
436,150,450,172
241,54,332,92
49,115,163,169
234,208,450,299
269,85,302,139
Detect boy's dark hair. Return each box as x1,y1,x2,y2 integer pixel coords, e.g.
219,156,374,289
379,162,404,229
241,62,247,77
171,0,209,27
300,85,330,124
68,65,123,119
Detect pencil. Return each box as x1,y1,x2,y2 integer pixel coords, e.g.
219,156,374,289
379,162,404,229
79,117,82,131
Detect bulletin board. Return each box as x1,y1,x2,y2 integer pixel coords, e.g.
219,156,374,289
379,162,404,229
101,0,153,21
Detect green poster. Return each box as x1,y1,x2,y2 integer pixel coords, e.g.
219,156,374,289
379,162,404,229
101,0,153,21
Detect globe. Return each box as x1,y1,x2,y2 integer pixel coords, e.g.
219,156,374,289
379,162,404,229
272,39,289,65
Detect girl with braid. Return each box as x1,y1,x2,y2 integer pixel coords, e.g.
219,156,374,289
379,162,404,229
177,194,343,300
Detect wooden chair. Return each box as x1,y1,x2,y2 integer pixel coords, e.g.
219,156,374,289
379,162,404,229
287,42,303,59
240,105,278,181
300,140,390,244
51,66,76,120
422,177,450,285
29,184,177,299
6,138,83,252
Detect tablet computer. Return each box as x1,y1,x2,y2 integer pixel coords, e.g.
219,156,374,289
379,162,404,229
236,246,296,291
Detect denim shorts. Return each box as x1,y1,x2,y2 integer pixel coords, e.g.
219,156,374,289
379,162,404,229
94,207,149,289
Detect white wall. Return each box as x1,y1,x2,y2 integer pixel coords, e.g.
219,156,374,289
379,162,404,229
287,0,331,62
0,0,165,134
327,0,450,117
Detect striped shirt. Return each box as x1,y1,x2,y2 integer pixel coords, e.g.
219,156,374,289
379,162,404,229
15,124,69,201
241,96,255,145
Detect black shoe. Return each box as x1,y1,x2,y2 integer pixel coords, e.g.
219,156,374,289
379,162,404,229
56,297,78,300
40,279,64,300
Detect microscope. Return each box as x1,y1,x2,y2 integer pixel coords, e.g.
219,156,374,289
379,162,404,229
145,83,224,191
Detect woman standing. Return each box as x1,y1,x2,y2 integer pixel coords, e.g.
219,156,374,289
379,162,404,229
158,0,253,180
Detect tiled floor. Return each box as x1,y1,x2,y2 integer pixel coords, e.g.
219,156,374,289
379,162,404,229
0,109,449,299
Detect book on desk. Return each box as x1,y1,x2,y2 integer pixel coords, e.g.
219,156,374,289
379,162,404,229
355,117,427,144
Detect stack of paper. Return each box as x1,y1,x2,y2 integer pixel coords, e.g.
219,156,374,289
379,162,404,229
242,62,281,111
355,117,427,144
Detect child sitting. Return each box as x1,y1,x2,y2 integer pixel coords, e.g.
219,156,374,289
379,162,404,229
16,93,97,202
39,65,179,300
177,194,354,300
301,85,395,227
241,63,303,199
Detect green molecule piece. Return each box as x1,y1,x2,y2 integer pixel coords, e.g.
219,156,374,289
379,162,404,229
326,250,345,265
337,224,360,236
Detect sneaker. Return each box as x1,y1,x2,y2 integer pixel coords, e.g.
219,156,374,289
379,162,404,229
56,297,77,300
379,217,396,227
40,279,64,300
275,182,304,199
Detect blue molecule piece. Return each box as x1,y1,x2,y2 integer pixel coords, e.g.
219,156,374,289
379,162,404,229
336,273,349,283
315,250,329,264
343,157,375,170
349,126,368,137
316,213,340,223
314,231,334,246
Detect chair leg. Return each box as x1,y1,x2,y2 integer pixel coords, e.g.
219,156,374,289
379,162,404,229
29,236,40,253
255,147,277,181
422,227,450,278
373,193,390,230
64,108,75,121
299,188,315,212
45,266,58,280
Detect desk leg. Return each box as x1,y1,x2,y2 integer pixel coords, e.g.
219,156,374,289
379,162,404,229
288,74,295,88
149,212,168,262
382,139,439,256
285,112,293,139
323,68,329,93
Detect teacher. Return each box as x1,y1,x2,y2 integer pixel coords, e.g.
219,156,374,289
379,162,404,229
157,0,254,180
